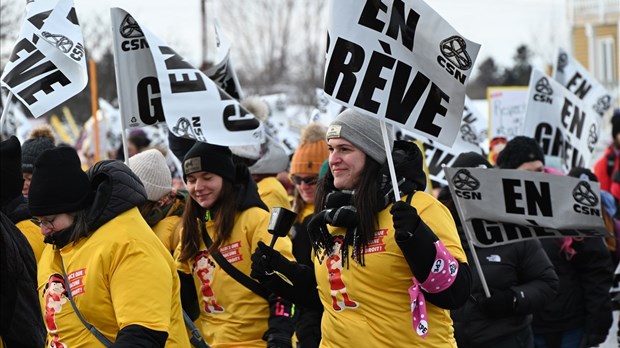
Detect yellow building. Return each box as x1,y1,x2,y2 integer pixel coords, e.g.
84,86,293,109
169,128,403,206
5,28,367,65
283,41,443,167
568,0,619,104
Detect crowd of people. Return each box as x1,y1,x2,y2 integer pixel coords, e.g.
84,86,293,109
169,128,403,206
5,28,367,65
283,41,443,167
1,105,619,348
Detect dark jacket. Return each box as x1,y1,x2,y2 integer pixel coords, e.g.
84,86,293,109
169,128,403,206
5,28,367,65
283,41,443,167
451,226,559,347
0,211,46,347
532,237,613,339
86,160,148,231
1,195,30,224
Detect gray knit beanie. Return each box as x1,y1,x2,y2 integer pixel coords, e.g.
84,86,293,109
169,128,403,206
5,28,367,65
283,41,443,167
326,109,393,164
128,149,172,201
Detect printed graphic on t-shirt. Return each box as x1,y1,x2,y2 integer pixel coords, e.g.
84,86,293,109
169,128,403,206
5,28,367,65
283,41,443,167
66,268,86,297
362,229,388,254
194,250,224,314
220,241,242,264
43,273,69,348
326,236,359,312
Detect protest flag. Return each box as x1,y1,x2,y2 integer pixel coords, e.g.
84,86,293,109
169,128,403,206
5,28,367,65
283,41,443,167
110,7,263,154
1,0,88,119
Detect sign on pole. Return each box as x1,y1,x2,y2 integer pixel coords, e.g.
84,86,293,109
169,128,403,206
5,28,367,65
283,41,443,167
324,0,480,146
444,167,608,247
522,69,601,173
552,47,616,117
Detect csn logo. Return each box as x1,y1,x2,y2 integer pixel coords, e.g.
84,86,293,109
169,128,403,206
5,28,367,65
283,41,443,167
533,77,553,104
436,36,472,86
593,95,611,116
120,14,149,52
572,181,600,216
451,169,481,200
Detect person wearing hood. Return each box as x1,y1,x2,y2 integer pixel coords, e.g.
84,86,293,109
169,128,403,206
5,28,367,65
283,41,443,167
129,148,188,255
250,110,471,347
28,146,189,347
175,142,296,347
0,136,46,348
438,151,559,348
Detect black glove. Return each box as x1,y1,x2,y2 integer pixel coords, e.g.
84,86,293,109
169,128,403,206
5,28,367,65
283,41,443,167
264,294,294,348
478,288,516,318
251,241,293,282
266,334,293,348
390,201,421,239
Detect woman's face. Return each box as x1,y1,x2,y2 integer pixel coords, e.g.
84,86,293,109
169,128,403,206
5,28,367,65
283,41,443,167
186,171,224,209
31,213,75,237
22,172,32,197
328,138,366,190
292,173,318,204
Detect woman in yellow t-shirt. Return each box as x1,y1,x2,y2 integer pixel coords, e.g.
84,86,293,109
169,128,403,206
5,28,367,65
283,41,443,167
176,142,295,348
29,146,189,347
252,110,472,347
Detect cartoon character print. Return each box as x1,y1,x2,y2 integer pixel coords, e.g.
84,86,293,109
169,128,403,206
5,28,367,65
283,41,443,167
194,250,224,313
326,236,359,311
43,273,68,348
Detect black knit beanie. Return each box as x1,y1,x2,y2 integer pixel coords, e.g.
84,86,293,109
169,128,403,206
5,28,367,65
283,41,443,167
28,147,92,216
453,151,492,168
22,137,55,174
496,136,545,169
182,142,236,183
0,136,24,206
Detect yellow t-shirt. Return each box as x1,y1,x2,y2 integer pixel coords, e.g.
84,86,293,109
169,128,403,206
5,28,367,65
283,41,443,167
257,177,292,212
37,208,189,347
176,206,294,348
314,191,466,348
16,219,46,263
152,215,182,255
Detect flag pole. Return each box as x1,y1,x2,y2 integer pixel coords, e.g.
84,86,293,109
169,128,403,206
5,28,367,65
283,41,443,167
89,59,100,163
0,91,14,137
380,120,400,202
448,174,491,298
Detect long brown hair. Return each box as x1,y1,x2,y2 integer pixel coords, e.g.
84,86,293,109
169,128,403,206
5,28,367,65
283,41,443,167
314,156,382,265
178,180,240,262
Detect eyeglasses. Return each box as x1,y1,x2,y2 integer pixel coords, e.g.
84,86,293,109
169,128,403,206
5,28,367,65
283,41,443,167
31,215,58,230
291,175,318,186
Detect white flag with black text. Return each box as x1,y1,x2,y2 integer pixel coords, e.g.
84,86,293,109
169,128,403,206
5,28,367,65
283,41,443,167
110,8,263,146
325,0,481,146
1,0,87,117
444,167,608,247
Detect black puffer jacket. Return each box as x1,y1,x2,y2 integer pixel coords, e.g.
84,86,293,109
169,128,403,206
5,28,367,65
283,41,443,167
85,160,147,231
439,186,559,347
1,195,30,224
451,226,559,346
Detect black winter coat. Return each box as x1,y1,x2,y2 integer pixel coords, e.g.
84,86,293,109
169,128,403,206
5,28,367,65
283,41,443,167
532,237,613,338
451,227,559,347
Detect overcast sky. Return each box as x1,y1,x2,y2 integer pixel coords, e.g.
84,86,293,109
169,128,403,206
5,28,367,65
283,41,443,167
1,0,569,73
